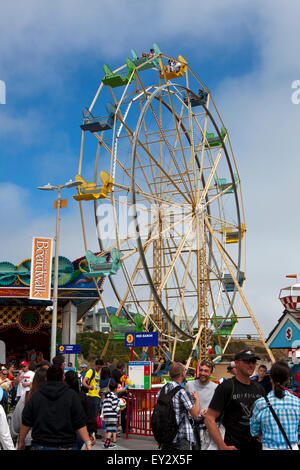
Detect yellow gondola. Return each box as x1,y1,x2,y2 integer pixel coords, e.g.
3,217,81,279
159,55,187,80
73,171,113,201
221,224,246,244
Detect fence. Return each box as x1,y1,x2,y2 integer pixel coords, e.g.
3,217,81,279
125,389,159,438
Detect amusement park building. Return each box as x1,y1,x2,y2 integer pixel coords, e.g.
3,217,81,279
0,254,105,364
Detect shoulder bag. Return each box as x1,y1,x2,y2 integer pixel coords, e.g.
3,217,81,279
263,395,293,450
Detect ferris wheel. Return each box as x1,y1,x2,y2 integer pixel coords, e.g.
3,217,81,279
74,44,273,364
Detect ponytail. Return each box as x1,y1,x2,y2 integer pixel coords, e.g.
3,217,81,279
273,381,285,399
270,361,291,399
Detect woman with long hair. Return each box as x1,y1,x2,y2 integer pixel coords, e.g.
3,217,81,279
250,361,300,450
64,370,96,449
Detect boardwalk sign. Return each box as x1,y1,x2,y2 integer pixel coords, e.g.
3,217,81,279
30,237,53,300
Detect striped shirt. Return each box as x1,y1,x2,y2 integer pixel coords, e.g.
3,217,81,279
250,390,300,450
157,381,195,444
102,391,120,421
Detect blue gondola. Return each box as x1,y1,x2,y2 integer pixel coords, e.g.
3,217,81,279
80,102,116,132
183,90,208,107
222,272,245,292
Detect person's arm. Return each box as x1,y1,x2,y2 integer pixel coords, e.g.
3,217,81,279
17,424,31,450
188,391,200,419
82,373,93,391
76,426,92,450
204,408,237,450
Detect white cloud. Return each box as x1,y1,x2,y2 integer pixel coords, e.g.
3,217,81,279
211,3,300,335
0,182,97,263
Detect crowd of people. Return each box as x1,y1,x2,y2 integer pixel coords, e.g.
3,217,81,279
155,349,300,451
0,355,131,450
1,346,300,451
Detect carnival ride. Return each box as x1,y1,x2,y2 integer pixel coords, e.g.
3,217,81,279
74,43,275,366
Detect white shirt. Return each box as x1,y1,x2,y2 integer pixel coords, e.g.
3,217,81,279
0,405,15,450
16,370,35,398
186,379,217,412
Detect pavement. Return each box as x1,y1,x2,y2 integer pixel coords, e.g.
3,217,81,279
93,433,159,451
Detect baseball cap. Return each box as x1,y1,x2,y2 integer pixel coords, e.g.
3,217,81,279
21,361,29,366
81,364,87,368
234,349,260,361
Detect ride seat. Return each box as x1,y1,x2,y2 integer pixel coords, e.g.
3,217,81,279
80,102,116,132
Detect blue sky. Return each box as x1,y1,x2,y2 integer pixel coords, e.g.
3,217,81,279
1,0,300,337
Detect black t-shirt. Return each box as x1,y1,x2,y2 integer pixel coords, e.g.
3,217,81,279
208,377,265,449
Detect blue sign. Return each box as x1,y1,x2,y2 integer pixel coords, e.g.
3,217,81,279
125,332,158,348
58,344,81,354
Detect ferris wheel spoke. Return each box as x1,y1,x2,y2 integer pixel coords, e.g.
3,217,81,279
201,181,238,211
133,139,193,206
92,132,146,197
162,107,194,204
134,74,195,203
162,89,196,198
109,86,160,201
135,83,160,198
168,228,198,293
114,234,153,318
165,236,194,335
139,217,194,324
185,71,198,200
198,146,223,205
118,205,193,263
206,213,239,231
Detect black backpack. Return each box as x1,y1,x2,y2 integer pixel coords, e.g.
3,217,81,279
151,384,182,446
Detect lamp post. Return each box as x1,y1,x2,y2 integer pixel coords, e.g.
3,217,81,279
37,179,82,361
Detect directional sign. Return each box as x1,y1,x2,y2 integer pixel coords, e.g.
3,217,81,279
125,332,158,348
58,344,81,354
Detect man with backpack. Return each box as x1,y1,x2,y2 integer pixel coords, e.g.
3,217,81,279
204,349,265,450
82,359,104,437
151,362,200,451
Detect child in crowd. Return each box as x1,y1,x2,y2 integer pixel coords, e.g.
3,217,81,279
102,379,120,448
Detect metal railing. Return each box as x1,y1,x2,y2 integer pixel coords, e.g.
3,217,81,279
125,389,159,438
